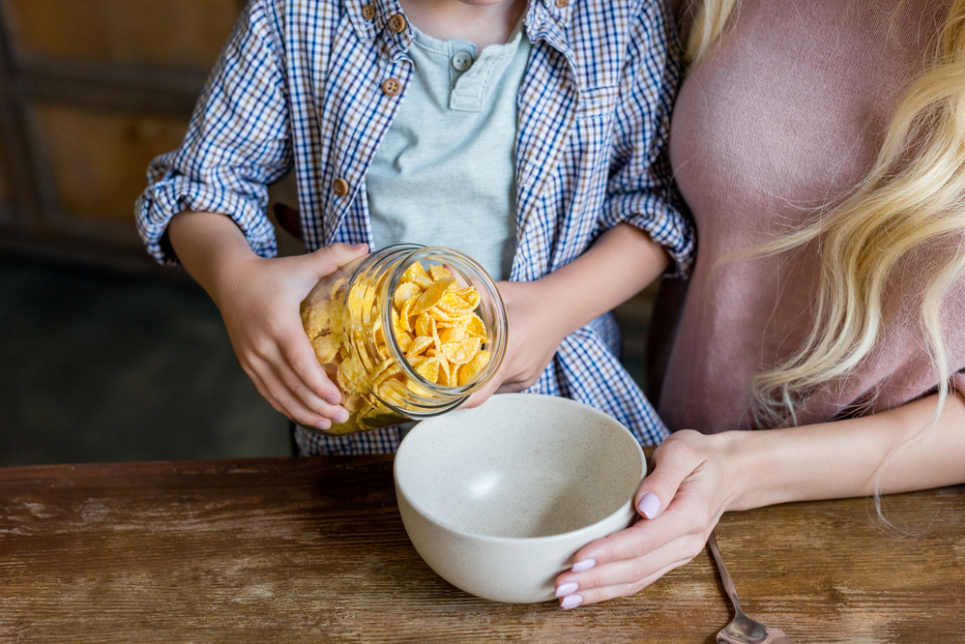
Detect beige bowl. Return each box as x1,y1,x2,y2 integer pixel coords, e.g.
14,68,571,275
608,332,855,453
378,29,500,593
394,393,647,603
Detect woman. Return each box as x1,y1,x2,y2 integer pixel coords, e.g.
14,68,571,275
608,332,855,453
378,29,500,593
551,0,965,608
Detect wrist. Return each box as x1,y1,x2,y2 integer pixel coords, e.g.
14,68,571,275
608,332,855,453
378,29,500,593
501,279,572,341
704,430,752,512
168,211,260,307
718,425,838,511
712,428,792,513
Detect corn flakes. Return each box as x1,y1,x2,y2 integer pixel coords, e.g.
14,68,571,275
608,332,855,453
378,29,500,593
300,258,494,435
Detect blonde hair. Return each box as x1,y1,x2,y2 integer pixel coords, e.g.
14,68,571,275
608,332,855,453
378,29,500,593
685,0,965,429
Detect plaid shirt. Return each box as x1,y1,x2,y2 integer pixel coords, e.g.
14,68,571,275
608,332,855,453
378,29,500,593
137,0,694,454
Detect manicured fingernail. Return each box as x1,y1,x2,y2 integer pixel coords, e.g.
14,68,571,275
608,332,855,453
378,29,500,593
638,493,660,519
314,419,332,431
555,582,578,598
560,594,583,609
333,409,350,424
571,559,595,573
325,394,341,406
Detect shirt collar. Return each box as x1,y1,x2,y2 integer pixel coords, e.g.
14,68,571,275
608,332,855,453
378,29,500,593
344,0,573,50
528,0,573,37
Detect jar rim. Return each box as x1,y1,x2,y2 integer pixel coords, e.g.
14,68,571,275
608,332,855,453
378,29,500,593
377,245,508,402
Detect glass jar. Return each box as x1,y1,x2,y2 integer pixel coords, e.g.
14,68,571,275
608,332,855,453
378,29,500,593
300,244,508,436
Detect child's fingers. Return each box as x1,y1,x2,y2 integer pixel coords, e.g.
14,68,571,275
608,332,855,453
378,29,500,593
283,333,343,406
240,331,347,430
307,243,369,279
274,343,349,429
265,362,346,430
241,356,333,430
462,374,501,409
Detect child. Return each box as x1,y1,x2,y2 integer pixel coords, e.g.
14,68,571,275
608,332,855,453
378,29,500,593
135,0,694,456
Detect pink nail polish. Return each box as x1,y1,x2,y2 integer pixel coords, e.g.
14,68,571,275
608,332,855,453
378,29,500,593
560,594,583,609
638,492,660,519
555,582,578,597
571,559,595,572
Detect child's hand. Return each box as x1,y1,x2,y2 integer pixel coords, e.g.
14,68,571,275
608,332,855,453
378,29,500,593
214,243,369,432
463,279,568,407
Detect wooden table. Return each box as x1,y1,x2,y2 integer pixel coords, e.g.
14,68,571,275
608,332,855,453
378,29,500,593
1,454,963,643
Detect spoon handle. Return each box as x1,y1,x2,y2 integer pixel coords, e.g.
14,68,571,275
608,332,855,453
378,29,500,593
707,531,742,612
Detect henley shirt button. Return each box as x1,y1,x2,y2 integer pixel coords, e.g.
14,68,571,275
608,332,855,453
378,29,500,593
360,4,376,19
451,52,473,72
332,178,349,197
382,78,402,96
387,13,407,33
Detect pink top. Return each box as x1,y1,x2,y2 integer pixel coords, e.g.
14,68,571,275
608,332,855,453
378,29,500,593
654,0,965,431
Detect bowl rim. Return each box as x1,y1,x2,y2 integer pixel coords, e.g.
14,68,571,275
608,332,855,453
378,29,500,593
393,393,647,544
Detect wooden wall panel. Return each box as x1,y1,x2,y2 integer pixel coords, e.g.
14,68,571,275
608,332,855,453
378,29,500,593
0,136,10,205
32,102,189,224
2,0,240,70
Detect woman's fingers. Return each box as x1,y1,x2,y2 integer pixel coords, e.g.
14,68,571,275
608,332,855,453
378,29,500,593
558,558,693,608
634,430,708,519
554,510,711,607
557,497,707,581
552,430,733,608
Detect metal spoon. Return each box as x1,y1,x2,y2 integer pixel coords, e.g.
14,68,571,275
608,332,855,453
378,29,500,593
707,531,792,644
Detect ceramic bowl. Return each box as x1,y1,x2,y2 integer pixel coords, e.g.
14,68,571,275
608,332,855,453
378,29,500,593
393,393,647,603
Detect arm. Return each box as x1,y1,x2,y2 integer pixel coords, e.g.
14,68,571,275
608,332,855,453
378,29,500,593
466,222,669,402
137,0,291,265
515,222,670,340
554,390,965,607
168,212,368,431
138,4,372,430
469,0,689,404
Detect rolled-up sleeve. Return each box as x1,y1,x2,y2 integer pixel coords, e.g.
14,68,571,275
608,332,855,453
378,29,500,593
135,0,291,265
601,0,695,278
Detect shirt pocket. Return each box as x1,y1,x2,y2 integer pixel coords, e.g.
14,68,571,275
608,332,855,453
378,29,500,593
576,85,619,120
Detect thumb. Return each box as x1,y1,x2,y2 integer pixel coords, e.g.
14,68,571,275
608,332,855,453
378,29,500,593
462,375,501,409
307,242,369,278
634,435,698,520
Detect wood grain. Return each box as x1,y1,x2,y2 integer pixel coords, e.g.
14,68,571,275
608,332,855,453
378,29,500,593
1,456,962,643
31,102,190,222
3,0,241,69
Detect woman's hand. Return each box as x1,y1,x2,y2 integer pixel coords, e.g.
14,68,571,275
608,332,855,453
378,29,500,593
553,430,741,608
463,279,569,407
552,389,965,608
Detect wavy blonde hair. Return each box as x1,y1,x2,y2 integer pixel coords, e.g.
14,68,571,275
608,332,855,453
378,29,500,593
684,0,965,429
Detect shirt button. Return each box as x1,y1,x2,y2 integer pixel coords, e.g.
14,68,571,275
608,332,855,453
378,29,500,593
332,178,349,197
361,4,376,19
387,13,407,33
451,51,473,72
555,0,568,7
381,77,402,96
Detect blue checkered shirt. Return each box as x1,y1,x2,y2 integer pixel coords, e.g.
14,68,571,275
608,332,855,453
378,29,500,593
136,0,694,454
